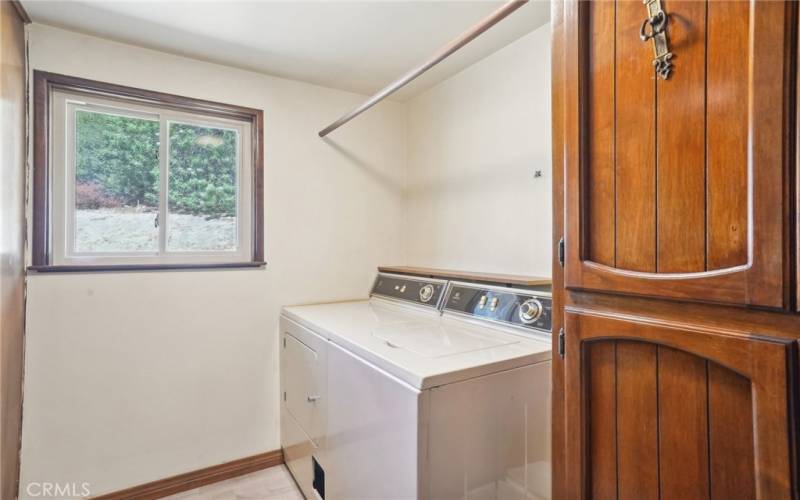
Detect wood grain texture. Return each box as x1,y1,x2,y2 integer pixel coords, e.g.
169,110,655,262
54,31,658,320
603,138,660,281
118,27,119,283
253,108,265,263
706,0,749,271
32,72,50,266
29,262,266,273
614,0,656,272
587,341,617,500
91,450,284,500
561,2,584,496
616,341,659,500
0,3,27,499
746,0,791,307
549,1,567,496
796,0,800,312
568,290,800,343
556,2,797,499
656,0,707,273
562,0,788,308
376,266,551,287
708,363,756,500
586,0,616,267
657,346,710,500
563,309,795,500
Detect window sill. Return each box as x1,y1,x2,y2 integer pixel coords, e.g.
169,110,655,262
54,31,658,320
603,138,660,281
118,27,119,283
27,262,266,274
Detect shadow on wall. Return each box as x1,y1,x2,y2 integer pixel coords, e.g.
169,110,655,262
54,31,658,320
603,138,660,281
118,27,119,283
322,137,404,195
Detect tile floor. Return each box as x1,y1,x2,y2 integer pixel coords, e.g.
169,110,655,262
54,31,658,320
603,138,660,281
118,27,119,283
163,465,304,500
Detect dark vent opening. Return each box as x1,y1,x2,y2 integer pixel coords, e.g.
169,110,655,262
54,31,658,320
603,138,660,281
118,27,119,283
312,456,325,499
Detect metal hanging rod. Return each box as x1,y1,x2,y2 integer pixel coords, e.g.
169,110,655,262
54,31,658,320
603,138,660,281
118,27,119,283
318,0,529,137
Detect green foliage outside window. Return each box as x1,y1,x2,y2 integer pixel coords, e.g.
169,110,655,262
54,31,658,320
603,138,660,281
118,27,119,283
169,123,237,218
75,111,238,218
76,111,159,208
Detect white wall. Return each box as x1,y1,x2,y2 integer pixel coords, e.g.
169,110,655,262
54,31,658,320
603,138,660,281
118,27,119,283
20,24,407,498
405,25,552,277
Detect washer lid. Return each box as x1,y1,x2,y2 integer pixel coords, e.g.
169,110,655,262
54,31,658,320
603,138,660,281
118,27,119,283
372,322,520,358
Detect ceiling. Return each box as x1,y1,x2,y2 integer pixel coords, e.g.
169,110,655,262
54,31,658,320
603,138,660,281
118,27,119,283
21,0,550,101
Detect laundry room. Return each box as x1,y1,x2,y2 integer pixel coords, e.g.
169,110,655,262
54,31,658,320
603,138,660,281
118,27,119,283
5,0,797,499
3,1,554,498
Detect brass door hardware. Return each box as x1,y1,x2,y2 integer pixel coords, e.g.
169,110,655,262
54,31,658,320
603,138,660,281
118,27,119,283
640,0,673,79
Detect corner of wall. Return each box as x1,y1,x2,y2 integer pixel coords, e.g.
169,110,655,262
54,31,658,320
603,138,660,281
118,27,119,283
400,96,411,267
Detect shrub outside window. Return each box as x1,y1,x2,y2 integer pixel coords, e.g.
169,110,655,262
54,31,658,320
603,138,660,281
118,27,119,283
33,72,264,270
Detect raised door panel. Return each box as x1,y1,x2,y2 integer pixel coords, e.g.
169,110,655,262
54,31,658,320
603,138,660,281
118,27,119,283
563,0,790,307
282,333,325,444
280,318,328,448
564,310,795,499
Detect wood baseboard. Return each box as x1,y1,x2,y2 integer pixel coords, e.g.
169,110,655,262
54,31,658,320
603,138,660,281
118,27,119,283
92,449,283,499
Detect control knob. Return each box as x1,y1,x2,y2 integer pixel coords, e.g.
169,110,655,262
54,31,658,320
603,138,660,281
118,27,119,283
419,284,435,303
518,298,543,324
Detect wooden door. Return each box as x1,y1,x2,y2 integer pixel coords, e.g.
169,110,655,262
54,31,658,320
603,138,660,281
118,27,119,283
562,0,792,308
552,0,800,497
564,310,796,500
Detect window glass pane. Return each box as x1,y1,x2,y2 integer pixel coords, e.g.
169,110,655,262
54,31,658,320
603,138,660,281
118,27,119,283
167,122,238,252
74,109,160,253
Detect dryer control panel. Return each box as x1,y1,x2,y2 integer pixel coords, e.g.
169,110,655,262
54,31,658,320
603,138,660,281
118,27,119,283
443,282,552,334
371,273,447,309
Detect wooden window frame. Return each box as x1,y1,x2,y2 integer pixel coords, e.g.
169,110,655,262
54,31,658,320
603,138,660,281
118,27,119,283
30,71,265,272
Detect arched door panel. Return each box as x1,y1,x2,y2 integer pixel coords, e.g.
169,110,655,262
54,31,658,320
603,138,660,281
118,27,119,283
562,0,791,308
564,310,795,499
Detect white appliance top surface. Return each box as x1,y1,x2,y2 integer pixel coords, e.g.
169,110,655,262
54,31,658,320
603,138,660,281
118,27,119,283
281,298,551,390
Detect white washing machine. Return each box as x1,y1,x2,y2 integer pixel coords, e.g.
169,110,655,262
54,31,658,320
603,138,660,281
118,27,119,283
280,273,552,500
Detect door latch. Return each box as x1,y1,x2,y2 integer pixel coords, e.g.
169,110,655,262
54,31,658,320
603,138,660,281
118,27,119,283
558,328,565,358
558,237,565,267
640,0,673,79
